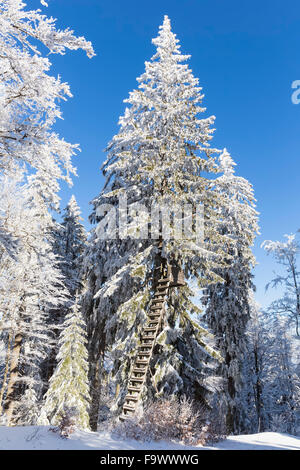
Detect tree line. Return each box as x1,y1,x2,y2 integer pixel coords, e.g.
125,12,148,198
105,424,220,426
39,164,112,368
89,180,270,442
0,2,299,437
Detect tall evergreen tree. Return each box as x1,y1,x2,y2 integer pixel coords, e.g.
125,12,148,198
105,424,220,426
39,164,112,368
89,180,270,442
42,296,91,430
83,16,234,429
202,149,259,434
60,195,87,295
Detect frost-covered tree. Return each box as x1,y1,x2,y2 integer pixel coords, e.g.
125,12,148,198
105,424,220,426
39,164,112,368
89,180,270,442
59,195,87,295
0,0,94,253
41,195,87,392
202,149,259,434
0,0,94,178
0,169,68,425
241,297,273,433
244,310,300,435
42,296,91,430
0,1,94,424
83,16,233,429
262,233,300,336
267,321,300,435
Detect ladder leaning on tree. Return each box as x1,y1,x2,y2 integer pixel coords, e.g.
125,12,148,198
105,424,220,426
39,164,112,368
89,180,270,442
119,262,185,421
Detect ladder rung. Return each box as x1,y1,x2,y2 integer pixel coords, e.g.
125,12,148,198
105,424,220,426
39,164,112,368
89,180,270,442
144,327,157,332
133,362,147,368
123,404,136,412
119,415,127,421
135,359,149,365
129,377,144,383
132,368,146,374
128,386,142,392
137,351,151,357
133,362,148,368
125,395,139,402
158,278,170,284
141,335,155,341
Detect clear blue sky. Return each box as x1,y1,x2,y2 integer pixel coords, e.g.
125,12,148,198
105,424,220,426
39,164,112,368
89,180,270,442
31,0,300,308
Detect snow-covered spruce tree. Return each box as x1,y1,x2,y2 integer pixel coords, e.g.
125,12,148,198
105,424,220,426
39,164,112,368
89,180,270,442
83,16,234,429
0,169,68,425
42,296,91,430
202,149,259,434
59,195,87,295
0,0,94,253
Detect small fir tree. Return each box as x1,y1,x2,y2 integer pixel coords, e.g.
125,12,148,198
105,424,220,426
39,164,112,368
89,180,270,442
42,297,91,430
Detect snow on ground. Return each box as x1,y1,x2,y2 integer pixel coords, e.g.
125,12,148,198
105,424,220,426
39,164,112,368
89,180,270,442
0,426,299,450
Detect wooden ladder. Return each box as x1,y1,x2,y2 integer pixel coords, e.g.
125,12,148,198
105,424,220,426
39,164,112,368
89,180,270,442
119,276,170,421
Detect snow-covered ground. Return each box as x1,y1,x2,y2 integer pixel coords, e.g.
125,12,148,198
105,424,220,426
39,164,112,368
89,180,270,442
0,426,299,450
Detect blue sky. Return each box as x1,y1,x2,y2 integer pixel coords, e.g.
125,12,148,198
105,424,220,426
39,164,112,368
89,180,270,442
31,0,300,307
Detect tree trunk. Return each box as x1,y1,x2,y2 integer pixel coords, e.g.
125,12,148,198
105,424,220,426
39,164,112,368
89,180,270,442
253,347,263,432
3,331,23,425
89,358,101,431
0,328,14,415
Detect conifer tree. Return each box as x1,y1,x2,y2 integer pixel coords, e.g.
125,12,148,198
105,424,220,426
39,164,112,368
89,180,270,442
202,149,259,434
83,16,232,429
60,195,87,295
42,297,91,430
